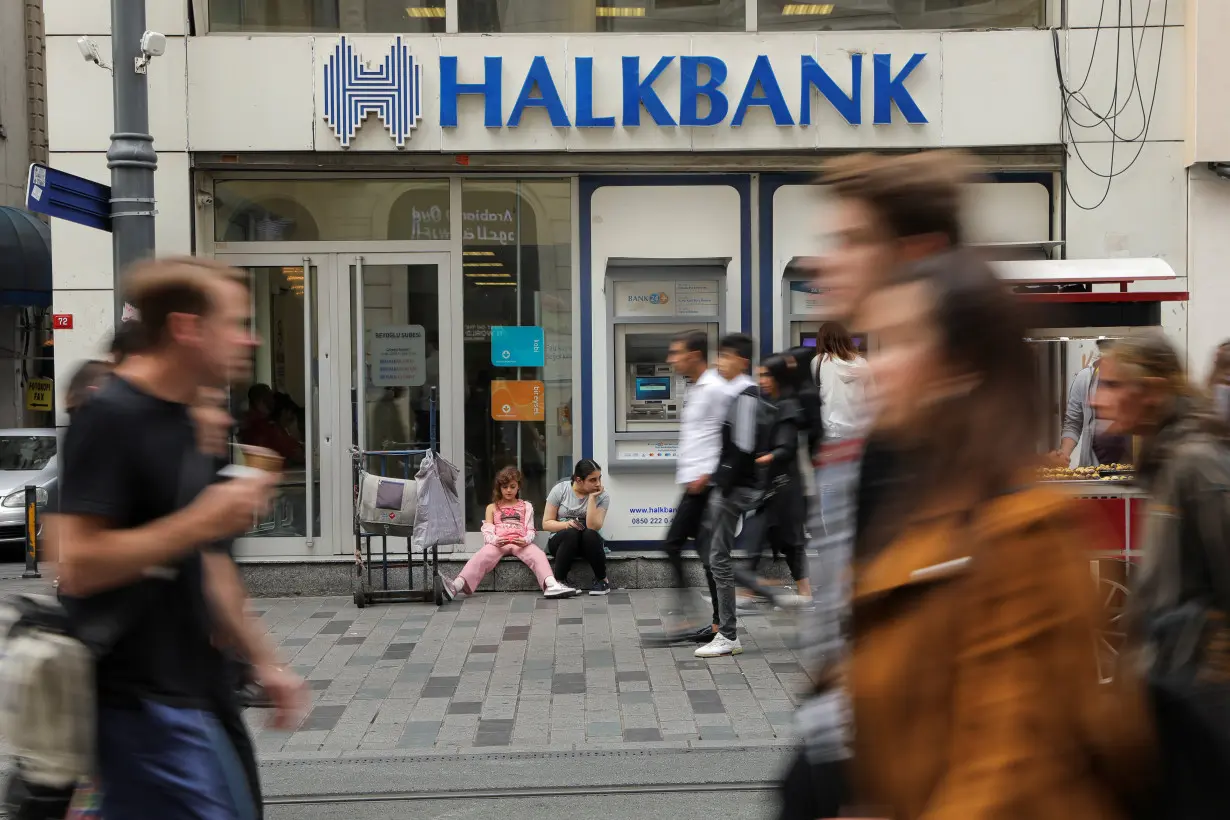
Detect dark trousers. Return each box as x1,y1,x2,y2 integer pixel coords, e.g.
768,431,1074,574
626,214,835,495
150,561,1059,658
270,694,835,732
743,490,808,583
662,487,720,627
548,527,606,583
777,746,847,820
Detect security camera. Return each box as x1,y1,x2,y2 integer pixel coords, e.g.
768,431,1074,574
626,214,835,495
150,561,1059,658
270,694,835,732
140,31,167,58
134,31,167,74
77,36,101,63
77,36,112,71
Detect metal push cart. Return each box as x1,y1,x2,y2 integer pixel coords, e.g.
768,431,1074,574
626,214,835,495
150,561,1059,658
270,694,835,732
351,387,446,607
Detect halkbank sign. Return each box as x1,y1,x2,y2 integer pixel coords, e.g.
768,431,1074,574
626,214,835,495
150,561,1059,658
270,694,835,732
323,37,928,148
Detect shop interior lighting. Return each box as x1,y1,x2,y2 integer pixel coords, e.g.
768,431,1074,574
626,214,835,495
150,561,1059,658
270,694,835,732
281,266,304,277
476,281,517,287
596,5,647,16
782,3,835,13
465,272,511,278
404,6,445,17
463,250,495,257
464,261,504,267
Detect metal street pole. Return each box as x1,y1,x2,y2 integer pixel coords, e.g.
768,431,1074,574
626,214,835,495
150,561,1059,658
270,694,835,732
107,0,157,328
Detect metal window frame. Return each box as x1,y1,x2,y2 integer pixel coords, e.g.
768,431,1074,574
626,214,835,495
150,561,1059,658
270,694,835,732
197,0,1057,35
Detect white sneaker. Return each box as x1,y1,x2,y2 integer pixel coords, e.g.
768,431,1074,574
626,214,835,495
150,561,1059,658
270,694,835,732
694,633,742,658
544,579,578,599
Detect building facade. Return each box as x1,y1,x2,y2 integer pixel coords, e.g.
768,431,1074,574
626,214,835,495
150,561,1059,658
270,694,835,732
42,0,1230,564
0,0,50,430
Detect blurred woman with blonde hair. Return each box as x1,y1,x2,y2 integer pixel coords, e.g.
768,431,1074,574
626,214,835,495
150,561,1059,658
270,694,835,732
1094,332,1230,820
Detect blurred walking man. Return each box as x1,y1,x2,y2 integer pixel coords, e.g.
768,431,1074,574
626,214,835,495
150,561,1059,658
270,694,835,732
54,257,305,820
781,152,973,820
651,330,729,645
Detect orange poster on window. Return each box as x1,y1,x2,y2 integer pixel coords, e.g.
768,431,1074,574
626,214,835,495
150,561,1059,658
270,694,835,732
491,380,545,422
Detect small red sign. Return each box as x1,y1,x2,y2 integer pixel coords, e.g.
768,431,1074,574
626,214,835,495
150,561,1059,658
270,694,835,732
52,314,73,330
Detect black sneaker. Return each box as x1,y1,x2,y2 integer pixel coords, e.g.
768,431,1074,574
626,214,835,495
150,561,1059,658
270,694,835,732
642,624,717,647
588,580,612,596
686,625,719,643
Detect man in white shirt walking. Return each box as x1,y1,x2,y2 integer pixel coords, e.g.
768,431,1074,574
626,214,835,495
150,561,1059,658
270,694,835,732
649,330,731,645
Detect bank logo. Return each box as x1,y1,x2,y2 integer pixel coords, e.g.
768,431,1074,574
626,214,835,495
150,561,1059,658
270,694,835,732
323,36,422,148
629,292,670,305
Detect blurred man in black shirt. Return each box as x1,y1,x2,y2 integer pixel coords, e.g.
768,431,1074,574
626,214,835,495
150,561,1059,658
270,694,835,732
54,257,304,820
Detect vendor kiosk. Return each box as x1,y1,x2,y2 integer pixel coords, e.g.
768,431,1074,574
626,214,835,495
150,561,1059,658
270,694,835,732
998,257,1184,682
606,257,727,471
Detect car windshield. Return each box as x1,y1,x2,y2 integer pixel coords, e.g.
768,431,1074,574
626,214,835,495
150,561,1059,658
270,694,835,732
0,435,56,471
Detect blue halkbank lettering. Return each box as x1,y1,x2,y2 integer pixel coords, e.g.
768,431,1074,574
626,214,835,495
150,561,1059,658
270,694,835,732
439,53,927,129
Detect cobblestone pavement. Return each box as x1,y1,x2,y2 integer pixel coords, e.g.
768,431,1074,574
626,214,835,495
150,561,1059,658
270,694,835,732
248,590,812,757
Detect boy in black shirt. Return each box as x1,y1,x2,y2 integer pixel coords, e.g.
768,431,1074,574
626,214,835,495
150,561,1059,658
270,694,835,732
54,257,303,820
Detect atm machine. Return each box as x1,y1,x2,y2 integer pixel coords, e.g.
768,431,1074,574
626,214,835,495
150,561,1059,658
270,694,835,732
607,258,726,470
780,256,869,354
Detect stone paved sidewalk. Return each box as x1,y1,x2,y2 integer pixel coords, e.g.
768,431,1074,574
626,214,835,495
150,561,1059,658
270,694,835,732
248,590,813,756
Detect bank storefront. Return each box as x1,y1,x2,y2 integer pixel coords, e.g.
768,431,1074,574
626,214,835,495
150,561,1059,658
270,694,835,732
189,28,1067,561
49,3,1083,563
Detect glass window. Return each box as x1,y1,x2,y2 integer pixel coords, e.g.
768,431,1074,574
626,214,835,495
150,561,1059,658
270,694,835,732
351,261,444,480
758,0,1044,30
461,0,745,33
208,0,444,33
0,434,56,471
235,265,321,539
461,179,573,531
214,180,450,242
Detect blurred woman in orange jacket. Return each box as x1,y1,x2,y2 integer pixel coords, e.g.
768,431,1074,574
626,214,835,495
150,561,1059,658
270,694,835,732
840,249,1154,820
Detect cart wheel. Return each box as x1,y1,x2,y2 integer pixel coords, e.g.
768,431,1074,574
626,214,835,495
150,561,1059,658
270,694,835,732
433,573,445,606
354,590,366,608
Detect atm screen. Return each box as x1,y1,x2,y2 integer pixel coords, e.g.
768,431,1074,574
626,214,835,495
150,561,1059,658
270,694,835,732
802,337,817,348
634,377,672,401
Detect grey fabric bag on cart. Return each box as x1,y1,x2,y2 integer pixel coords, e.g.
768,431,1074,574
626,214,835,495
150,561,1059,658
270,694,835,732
412,451,464,549
356,471,418,537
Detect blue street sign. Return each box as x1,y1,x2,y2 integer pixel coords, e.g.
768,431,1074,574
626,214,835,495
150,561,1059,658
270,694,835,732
25,163,112,232
491,326,545,367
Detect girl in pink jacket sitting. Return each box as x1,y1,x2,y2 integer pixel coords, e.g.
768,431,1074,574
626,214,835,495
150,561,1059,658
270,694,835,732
441,466,578,600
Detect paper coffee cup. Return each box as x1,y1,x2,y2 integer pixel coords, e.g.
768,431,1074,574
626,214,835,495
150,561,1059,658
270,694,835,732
218,464,264,480
239,446,284,473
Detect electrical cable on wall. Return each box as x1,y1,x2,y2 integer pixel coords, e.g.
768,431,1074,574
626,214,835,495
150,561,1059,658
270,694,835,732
1052,0,1170,211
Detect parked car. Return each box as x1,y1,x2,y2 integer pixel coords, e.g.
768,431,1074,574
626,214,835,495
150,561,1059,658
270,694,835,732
0,429,58,552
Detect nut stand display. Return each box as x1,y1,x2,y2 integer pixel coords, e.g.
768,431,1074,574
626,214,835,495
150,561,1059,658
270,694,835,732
999,256,1184,684
351,387,445,607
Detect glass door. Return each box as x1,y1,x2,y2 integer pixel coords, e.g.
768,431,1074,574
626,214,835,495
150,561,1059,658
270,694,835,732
216,255,333,558
339,254,455,545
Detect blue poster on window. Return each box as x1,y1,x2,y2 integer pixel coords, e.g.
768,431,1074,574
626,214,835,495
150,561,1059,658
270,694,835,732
491,326,545,367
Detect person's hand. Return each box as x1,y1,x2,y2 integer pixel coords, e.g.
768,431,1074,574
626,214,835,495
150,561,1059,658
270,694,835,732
1047,450,1068,467
568,520,585,530
756,454,773,465
191,473,279,540
687,475,709,495
256,663,308,730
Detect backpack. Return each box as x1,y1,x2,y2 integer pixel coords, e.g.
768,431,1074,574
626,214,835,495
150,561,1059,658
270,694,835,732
0,594,95,816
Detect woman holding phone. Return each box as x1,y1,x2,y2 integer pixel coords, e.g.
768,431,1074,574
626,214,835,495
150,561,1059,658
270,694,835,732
544,459,614,595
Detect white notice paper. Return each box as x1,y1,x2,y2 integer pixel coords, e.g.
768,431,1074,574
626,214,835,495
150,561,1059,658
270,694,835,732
370,325,426,387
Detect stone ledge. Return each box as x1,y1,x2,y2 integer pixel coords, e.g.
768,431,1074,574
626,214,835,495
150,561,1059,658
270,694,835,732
238,553,795,599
